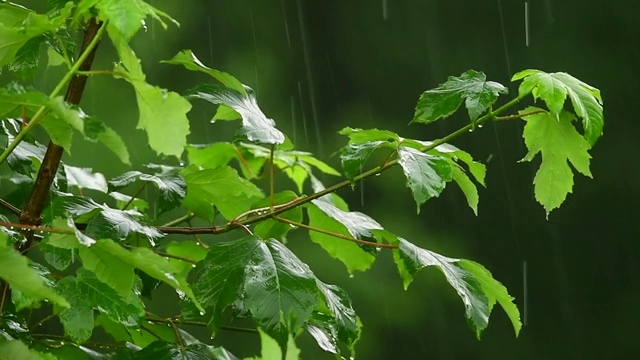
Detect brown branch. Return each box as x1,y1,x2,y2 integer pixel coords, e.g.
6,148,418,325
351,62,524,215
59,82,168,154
275,216,398,249
18,18,104,252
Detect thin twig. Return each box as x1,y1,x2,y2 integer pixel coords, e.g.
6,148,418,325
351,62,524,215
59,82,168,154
269,144,276,210
161,213,195,227
494,109,546,121
0,222,73,234
121,182,147,211
121,244,198,264
31,313,57,330
275,216,398,249
0,199,21,216
146,317,258,334
232,146,254,177
168,319,184,347
141,323,163,341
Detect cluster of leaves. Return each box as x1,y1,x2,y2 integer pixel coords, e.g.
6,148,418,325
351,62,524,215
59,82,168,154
0,1,604,359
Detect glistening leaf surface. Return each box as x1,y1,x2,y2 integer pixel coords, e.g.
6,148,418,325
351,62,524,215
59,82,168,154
397,146,452,212
393,238,490,337
133,341,238,360
186,84,285,144
306,199,379,274
412,70,507,124
109,165,186,214
512,69,604,145
520,107,592,215
163,50,246,94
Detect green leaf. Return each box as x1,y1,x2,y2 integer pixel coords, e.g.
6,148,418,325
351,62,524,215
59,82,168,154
40,242,72,271
458,260,522,337
338,127,400,144
519,107,592,215
181,165,263,221
451,164,480,215
133,341,238,360
186,84,285,145
78,243,135,295
163,50,246,94
83,115,131,164
0,232,69,308
315,280,361,354
96,0,178,41
0,340,55,360
249,329,299,360
306,198,379,274
338,142,396,182
191,236,319,336
109,165,186,214
8,36,42,79
109,191,149,213
412,70,507,124
252,191,302,242
186,142,239,170
110,29,191,158
82,239,202,312
392,238,490,337
56,276,95,343
58,268,145,338
213,105,241,122
11,263,56,311
165,241,207,279
63,165,108,193
397,146,453,212
190,236,261,331
512,70,604,145
243,239,320,334
0,2,72,68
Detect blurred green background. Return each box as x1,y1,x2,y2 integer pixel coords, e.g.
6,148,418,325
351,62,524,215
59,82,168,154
10,0,640,358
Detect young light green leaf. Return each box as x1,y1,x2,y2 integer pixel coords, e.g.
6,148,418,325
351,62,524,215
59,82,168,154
85,239,203,312
186,143,239,170
109,165,186,214
451,164,480,215
186,84,285,145
110,29,191,158
306,199,379,274
83,116,131,164
78,245,135,296
181,165,263,221
458,260,522,337
163,50,246,94
338,141,395,182
0,2,72,68
397,146,452,212
0,233,69,308
63,165,108,193
393,238,490,337
40,242,72,271
412,70,507,124
0,340,55,360
165,241,207,279
96,0,178,41
46,217,96,248
109,191,149,213
520,107,592,216
11,263,56,311
249,329,299,360
8,36,42,79
512,70,604,145
338,127,400,144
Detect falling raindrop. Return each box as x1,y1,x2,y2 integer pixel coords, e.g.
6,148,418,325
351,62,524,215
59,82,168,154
199,311,205,316
280,0,292,48
523,260,528,326
525,1,530,46
297,81,309,144
468,128,473,132
478,124,483,128
249,8,260,95
382,0,388,20
296,0,322,155
207,16,213,64
179,162,184,167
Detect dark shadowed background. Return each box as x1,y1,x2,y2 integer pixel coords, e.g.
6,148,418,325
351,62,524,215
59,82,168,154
13,0,640,358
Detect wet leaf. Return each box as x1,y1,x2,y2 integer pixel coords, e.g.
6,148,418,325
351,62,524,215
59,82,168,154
315,280,361,354
133,341,238,360
392,238,490,337
0,232,69,308
186,84,285,145
397,146,452,212
412,70,507,124
513,70,604,145
186,143,238,170
458,260,522,337
181,165,263,221
64,165,108,193
97,0,178,41
519,107,592,216
306,198,380,274
163,50,246,94
111,29,191,158
247,329,300,360
109,165,186,214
